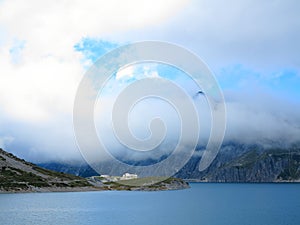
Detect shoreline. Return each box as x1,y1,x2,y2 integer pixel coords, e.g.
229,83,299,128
3,181,300,194
184,179,300,183
0,177,190,194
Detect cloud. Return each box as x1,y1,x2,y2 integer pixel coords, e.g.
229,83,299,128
116,65,135,81
0,0,189,161
220,64,300,146
0,0,189,121
225,90,300,145
0,0,189,61
92,75,210,163
113,0,300,73
0,0,299,164
116,64,159,81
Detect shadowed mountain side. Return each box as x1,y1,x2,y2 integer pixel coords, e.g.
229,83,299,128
38,162,99,177
176,144,300,182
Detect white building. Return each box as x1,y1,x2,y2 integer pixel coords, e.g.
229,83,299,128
121,173,138,180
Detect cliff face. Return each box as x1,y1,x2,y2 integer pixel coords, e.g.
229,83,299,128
0,148,94,192
176,144,300,182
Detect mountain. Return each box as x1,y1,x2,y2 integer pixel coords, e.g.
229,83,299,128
0,148,96,193
37,143,300,183
38,162,99,177
0,148,189,192
175,143,300,182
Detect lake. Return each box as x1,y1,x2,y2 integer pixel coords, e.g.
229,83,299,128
0,183,299,225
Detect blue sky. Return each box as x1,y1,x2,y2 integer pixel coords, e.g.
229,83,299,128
0,0,299,162
74,38,119,64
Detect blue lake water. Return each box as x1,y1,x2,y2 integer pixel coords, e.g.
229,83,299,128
0,183,300,225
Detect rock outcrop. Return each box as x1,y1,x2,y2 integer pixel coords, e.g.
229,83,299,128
176,144,300,182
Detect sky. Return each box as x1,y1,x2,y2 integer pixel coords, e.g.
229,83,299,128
0,0,299,163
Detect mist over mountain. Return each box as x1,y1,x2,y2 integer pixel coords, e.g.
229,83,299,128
3,84,299,166
37,141,300,183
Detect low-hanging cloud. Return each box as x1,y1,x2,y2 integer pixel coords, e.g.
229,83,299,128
0,0,299,164
224,87,300,146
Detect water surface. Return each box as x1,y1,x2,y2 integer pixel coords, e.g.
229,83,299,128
0,183,299,225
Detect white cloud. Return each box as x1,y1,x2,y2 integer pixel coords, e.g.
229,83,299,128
116,64,160,81
224,88,300,146
0,0,189,120
116,65,135,81
0,0,189,60
114,0,300,73
0,0,189,160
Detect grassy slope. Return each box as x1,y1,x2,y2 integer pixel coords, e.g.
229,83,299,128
0,148,92,192
103,177,189,191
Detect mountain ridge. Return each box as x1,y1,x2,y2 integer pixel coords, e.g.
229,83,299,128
36,143,300,183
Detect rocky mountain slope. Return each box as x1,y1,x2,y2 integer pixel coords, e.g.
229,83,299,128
0,148,97,192
176,144,300,182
